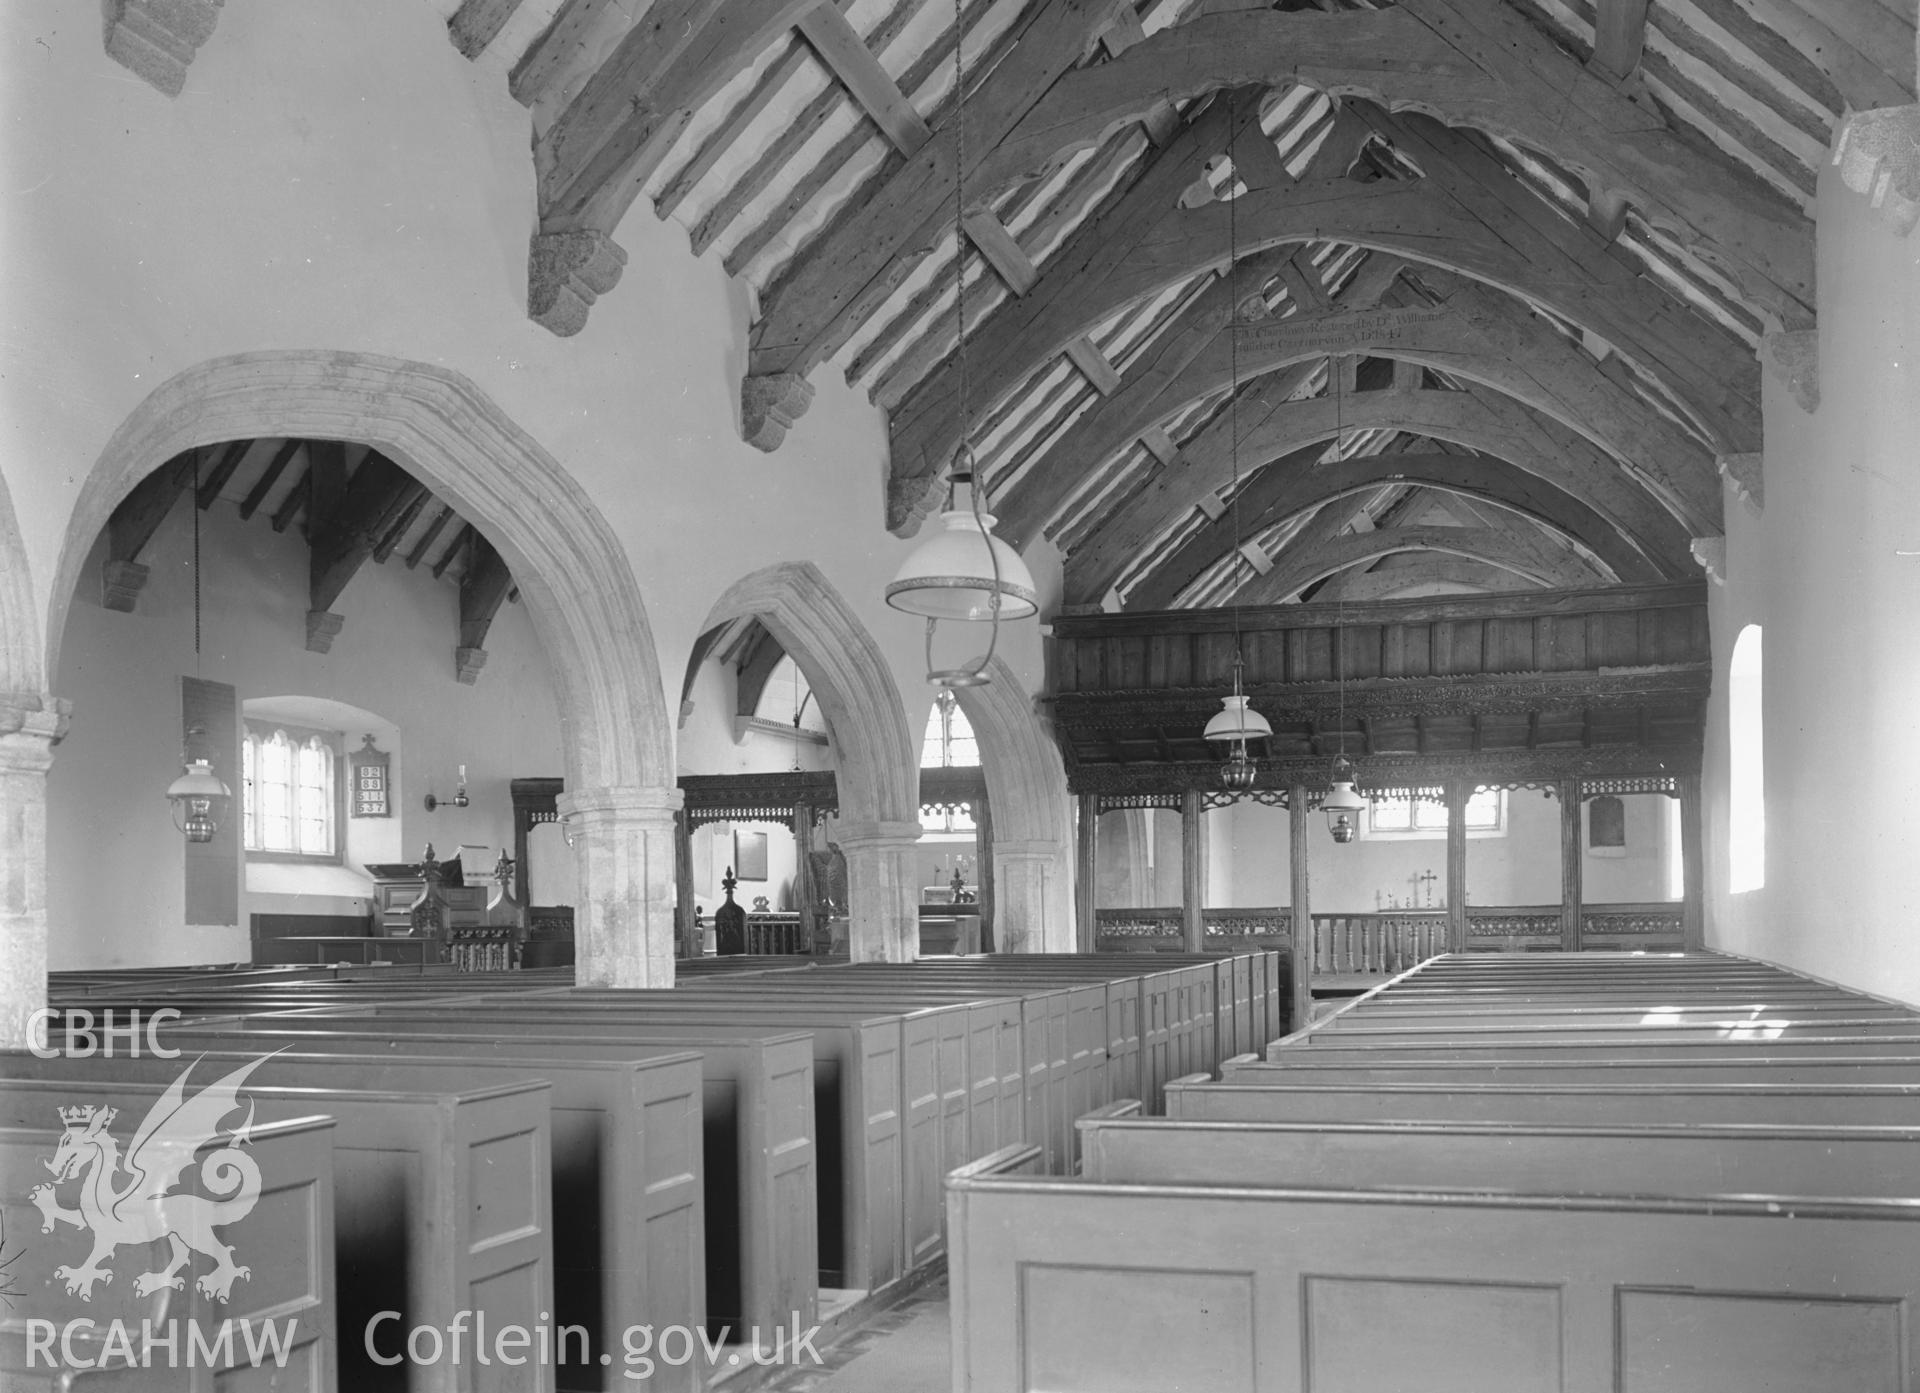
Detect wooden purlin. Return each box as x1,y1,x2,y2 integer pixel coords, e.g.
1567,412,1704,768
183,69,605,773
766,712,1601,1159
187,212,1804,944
1228,526,1602,607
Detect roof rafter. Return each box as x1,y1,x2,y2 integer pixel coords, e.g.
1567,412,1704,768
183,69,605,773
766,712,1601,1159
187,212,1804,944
1114,449,1671,610
982,1,1813,324
1229,524,1600,604
1067,379,1692,592
742,0,1131,427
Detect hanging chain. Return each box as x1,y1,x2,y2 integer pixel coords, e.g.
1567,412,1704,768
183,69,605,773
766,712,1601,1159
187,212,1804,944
1226,88,1242,651
192,448,202,663
953,0,969,470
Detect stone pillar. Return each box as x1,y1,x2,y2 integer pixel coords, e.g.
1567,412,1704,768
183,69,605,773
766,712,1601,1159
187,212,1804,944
557,783,683,988
835,820,922,962
991,838,1069,953
1559,779,1584,952
0,698,70,1050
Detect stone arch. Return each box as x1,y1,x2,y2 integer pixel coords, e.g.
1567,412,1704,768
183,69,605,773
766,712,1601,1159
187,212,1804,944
700,562,921,960
50,350,681,987
952,657,1075,952
0,468,64,1047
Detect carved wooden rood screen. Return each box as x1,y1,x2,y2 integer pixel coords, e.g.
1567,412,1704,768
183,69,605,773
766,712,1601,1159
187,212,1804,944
1049,584,1709,1007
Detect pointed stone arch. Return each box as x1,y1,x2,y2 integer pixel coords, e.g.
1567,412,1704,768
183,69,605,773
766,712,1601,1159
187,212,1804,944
952,658,1074,953
700,562,922,961
49,350,681,988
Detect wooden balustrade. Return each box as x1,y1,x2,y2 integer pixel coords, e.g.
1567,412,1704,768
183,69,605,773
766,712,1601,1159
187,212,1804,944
1094,903,1684,971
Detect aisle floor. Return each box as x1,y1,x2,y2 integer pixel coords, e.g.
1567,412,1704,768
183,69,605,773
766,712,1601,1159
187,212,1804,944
764,1280,951,1393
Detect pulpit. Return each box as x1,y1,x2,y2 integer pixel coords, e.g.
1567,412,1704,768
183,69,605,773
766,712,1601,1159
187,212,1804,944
366,851,486,938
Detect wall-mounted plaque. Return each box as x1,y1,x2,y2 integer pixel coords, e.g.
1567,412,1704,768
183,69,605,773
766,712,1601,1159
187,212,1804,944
350,735,391,818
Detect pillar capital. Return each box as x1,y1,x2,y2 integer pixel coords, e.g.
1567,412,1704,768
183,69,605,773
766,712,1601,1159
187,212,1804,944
831,819,923,852
0,695,72,773
559,782,683,827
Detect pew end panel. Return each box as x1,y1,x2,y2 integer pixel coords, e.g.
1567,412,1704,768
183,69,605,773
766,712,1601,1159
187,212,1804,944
947,1176,1920,1393
0,1112,337,1393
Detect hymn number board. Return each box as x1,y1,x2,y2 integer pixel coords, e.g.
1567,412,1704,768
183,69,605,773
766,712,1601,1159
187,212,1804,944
350,735,390,818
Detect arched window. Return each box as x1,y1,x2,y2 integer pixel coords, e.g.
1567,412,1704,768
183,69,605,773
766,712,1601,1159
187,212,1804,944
920,690,978,834
244,722,340,858
1728,624,1764,892
920,689,979,769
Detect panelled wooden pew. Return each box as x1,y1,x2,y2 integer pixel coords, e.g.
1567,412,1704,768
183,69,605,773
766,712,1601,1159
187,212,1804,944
1167,1074,1920,1127
0,1068,551,1393
1076,1111,1920,1199
138,1021,815,1351
946,1147,1920,1392
10,1045,703,1393
1227,1053,1920,1087
276,999,918,1298
1269,1031,1920,1061
0,1110,336,1392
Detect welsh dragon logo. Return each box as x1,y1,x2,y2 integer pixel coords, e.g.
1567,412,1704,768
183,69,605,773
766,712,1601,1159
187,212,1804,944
28,1056,271,1303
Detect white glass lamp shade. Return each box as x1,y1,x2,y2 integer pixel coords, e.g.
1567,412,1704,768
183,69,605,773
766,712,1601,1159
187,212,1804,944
886,509,1038,622
166,758,232,843
1323,777,1366,844
1204,694,1273,742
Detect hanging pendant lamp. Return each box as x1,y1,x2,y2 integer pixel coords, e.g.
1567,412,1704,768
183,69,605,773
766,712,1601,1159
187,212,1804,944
165,448,231,842
1200,91,1269,790
1322,753,1366,843
167,749,231,843
885,1,1035,689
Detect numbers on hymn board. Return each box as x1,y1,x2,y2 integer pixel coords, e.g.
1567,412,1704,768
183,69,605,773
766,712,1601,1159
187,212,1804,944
350,736,390,817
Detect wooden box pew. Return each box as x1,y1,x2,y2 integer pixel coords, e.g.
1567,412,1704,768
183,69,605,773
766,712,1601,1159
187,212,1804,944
14,1044,703,1393
1075,1112,1920,1200
1166,1074,1920,1128
947,1148,1920,1393
827,960,1203,1116
949,952,1274,1062
271,1000,913,1300
0,1112,335,1393
789,968,1128,1133
1299,1015,1920,1047
139,1021,816,1352
0,1069,550,1393
719,972,1097,1152
1267,1036,1920,1066
1334,996,1912,1027
338,988,998,1264
1225,1054,1920,1089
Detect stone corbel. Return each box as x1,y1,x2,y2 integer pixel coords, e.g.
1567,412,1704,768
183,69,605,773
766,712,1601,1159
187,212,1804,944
740,373,816,452
1716,453,1763,515
1689,536,1727,587
1831,106,1920,238
454,646,488,685
528,231,628,338
102,560,151,613
305,610,345,654
1760,330,1819,414
104,0,225,97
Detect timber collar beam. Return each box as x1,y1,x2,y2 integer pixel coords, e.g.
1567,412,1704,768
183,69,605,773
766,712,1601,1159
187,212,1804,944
732,0,1807,466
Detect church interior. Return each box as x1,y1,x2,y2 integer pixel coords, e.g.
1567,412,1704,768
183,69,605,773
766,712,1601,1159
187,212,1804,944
0,0,1916,1387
